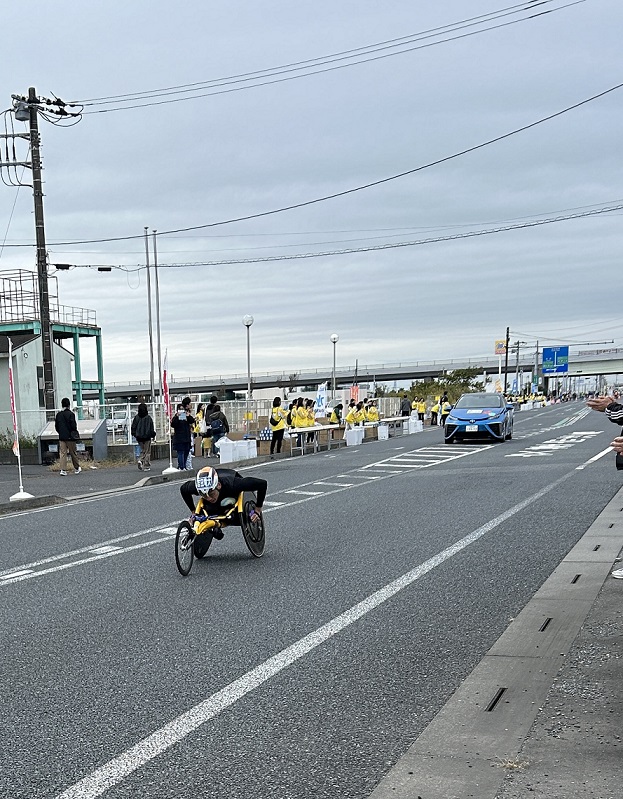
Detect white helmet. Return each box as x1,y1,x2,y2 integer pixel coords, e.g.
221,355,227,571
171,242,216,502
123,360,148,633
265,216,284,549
195,466,218,496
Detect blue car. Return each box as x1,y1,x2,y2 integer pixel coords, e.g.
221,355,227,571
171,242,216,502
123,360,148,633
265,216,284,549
444,392,513,443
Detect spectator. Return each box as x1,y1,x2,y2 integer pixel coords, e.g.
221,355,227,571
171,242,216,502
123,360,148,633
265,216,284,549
269,396,288,457
131,402,156,471
305,398,316,443
171,403,195,470
430,401,439,427
417,398,426,422
208,403,229,457
200,402,215,457
329,403,343,425
440,399,452,427
400,394,411,417
54,397,81,476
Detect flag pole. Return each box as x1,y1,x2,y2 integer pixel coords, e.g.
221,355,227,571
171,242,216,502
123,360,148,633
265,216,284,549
8,339,34,501
161,349,177,474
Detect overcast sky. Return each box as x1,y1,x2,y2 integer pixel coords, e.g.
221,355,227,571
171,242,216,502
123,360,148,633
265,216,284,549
0,0,621,386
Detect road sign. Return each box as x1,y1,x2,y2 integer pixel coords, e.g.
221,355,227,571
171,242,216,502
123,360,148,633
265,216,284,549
495,340,506,355
542,346,569,374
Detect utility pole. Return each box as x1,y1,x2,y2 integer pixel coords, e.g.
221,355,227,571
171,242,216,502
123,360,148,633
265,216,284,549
7,88,81,415
503,327,510,394
28,89,55,414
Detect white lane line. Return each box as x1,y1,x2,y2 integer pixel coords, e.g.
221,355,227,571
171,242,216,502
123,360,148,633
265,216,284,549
90,545,122,555
0,569,34,580
262,500,285,507
313,482,354,488
55,471,574,799
0,523,175,579
284,489,324,496
576,447,613,470
0,538,171,586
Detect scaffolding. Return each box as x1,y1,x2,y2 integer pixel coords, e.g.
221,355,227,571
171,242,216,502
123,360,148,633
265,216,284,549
0,269,104,405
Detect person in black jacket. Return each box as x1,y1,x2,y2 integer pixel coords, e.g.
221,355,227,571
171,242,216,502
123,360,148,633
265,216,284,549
170,403,195,470
131,402,156,471
54,397,81,476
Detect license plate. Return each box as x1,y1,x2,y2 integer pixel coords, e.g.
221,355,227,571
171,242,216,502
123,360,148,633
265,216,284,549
465,425,478,432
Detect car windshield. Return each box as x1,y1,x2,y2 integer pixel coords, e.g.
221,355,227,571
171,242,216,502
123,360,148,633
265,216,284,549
454,394,504,410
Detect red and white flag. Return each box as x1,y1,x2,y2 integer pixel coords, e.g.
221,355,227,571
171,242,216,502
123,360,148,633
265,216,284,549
8,339,19,457
162,349,171,419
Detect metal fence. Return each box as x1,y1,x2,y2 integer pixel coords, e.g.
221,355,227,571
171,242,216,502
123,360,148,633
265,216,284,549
0,396,401,449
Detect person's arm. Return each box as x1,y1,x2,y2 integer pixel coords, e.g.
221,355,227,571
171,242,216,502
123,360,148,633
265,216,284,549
180,480,199,513
233,476,267,508
605,403,623,424
223,414,230,434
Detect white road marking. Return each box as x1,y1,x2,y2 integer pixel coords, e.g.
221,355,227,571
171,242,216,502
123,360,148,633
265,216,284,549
576,447,613,470
313,482,354,488
0,569,34,580
285,489,325,496
90,545,122,555
0,538,171,586
262,500,285,507
54,471,574,799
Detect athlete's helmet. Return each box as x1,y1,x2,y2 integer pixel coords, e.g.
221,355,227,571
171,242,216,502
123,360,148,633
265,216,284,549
195,466,218,496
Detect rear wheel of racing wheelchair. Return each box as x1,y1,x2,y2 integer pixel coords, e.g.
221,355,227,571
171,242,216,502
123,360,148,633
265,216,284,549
175,521,195,576
240,499,265,558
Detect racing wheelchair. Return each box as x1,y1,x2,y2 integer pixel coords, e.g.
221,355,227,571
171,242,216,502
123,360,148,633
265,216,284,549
174,491,265,576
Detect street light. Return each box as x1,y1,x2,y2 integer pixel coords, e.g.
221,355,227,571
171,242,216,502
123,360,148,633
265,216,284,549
243,315,254,432
330,333,339,401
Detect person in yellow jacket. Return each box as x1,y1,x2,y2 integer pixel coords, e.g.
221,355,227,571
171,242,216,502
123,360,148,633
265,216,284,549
305,399,316,443
292,397,307,446
430,401,440,426
269,396,288,457
366,402,380,423
417,399,426,422
346,401,366,427
329,404,343,425
411,398,418,415
440,400,452,427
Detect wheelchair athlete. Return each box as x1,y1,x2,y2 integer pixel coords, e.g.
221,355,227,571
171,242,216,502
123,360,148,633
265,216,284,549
180,465,267,556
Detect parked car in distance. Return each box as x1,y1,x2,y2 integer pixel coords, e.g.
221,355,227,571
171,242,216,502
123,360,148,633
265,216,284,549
106,410,129,435
444,392,513,444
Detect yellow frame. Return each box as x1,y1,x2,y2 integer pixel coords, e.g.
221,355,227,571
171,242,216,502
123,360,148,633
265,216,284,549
192,491,246,537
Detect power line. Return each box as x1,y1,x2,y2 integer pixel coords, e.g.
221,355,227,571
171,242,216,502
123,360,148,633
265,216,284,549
51,203,623,273
76,1,583,114
8,79,621,250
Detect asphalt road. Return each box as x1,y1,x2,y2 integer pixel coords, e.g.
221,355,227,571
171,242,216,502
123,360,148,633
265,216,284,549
1,402,621,799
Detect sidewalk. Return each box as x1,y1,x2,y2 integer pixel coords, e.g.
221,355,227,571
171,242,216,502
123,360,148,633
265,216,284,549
0,457,192,511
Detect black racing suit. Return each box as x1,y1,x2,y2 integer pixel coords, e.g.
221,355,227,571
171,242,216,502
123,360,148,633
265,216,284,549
180,468,267,514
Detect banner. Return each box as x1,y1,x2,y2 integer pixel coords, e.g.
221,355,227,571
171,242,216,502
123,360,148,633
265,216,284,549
8,339,19,456
314,382,327,417
495,339,506,356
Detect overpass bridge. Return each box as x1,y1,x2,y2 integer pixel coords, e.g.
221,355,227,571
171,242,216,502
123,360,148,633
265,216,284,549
88,349,623,401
